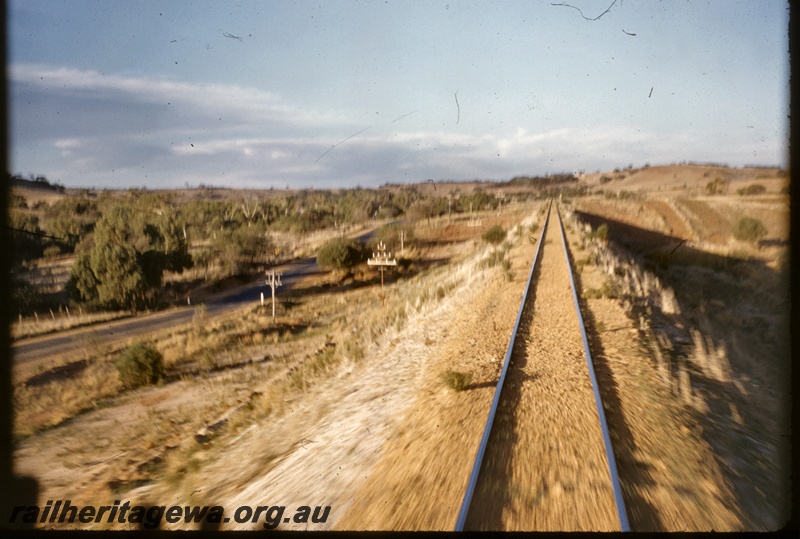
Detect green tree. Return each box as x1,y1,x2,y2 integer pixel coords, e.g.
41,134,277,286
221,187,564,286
67,202,193,310
91,241,146,309
66,252,101,305
43,197,100,250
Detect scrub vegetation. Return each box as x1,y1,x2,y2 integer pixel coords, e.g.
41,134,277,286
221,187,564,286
10,164,789,531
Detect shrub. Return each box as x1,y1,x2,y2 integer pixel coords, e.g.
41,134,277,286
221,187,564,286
736,184,767,196
115,341,165,389
732,217,767,243
441,370,472,391
589,223,609,243
317,238,364,272
482,224,507,246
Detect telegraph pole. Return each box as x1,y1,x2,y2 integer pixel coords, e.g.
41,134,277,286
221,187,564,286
399,231,406,257
367,241,397,305
266,269,283,320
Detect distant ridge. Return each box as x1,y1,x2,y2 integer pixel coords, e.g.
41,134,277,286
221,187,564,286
8,175,65,193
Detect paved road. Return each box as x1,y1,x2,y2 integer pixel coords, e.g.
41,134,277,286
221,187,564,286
11,256,325,365
12,257,320,363
12,223,391,365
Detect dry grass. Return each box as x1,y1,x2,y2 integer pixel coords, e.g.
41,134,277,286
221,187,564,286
13,310,130,340
562,201,789,530
688,329,732,383
14,358,122,438
12,171,789,530
13,202,540,497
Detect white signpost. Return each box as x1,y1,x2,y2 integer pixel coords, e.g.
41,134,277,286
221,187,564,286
367,241,397,305
266,269,283,320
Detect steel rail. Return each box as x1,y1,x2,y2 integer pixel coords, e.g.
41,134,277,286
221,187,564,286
554,205,630,532
454,200,552,531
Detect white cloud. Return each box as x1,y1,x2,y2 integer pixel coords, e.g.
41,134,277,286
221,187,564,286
10,63,347,132
30,124,723,188
54,138,83,149
53,138,83,157
10,63,784,189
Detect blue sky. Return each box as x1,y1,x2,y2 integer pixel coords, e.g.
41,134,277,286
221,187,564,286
8,0,790,189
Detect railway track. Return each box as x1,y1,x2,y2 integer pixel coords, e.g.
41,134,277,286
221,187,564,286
455,201,630,532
